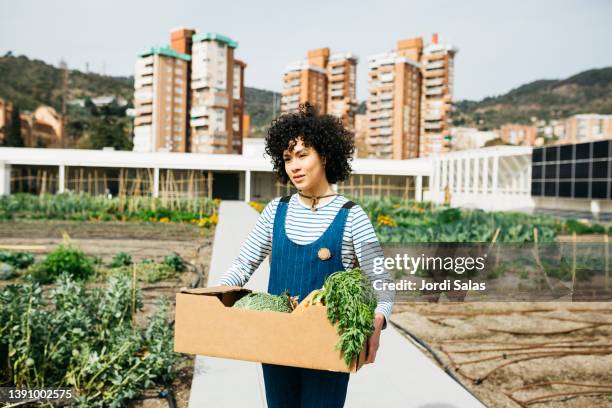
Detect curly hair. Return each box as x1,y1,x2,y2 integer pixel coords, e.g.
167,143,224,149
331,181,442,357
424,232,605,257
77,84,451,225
264,102,355,185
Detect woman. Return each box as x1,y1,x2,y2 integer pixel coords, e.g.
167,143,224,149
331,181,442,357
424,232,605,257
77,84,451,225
216,103,395,408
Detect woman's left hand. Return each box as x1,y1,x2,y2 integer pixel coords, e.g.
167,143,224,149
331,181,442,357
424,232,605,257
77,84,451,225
365,313,385,364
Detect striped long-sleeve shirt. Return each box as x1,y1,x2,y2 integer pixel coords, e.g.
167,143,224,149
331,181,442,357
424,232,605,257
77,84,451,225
216,193,395,329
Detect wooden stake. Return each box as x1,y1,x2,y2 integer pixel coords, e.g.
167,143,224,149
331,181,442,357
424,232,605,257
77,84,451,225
572,231,577,290
207,171,213,199
79,168,84,193
605,234,609,292
533,228,554,291
132,262,137,325
360,174,364,198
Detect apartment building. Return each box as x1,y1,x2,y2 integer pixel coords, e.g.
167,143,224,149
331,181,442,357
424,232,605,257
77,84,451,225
133,46,190,152
367,38,422,159
365,34,457,159
189,33,246,154
0,97,12,145
499,124,538,146
354,113,368,158
281,49,328,115
20,106,64,148
562,114,612,144
134,29,246,154
419,34,457,157
280,48,357,130
327,53,358,130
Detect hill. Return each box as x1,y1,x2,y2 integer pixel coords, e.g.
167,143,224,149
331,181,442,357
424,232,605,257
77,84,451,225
2,53,610,136
0,53,134,112
0,53,280,136
453,67,612,129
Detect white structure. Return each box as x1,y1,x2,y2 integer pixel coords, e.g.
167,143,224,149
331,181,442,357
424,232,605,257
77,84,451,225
0,146,430,203
2,145,609,217
450,127,498,151
429,146,534,211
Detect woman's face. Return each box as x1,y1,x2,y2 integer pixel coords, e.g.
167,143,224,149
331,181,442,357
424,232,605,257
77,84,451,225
283,138,327,191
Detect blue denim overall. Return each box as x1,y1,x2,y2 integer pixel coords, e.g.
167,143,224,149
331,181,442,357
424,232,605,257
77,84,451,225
262,195,355,408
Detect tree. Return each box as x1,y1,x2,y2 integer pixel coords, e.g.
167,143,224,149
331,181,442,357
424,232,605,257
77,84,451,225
4,106,24,147
88,117,133,150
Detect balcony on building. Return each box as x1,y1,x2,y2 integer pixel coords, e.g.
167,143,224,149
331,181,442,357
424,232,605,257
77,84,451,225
207,94,229,108
424,69,445,78
426,87,444,96
425,78,444,87
134,115,152,126
190,106,209,118
426,61,444,70
135,76,154,87
134,89,153,103
380,92,393,101
138,65,154,76
284,79,300,89
191,78,210,90
191,117,209,128
379,127,392,136
424,112,443,121
379,72,394,83
330,89,344,98
135,105,153,116
424,122,443,130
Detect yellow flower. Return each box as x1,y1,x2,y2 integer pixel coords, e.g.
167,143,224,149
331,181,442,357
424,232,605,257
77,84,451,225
210,213,219,224
377,214,397,227
159,217,170,223
249,201,265,213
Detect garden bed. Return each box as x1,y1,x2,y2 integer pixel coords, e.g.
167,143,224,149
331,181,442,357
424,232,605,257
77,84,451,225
392,301,612,407
0,219,215,407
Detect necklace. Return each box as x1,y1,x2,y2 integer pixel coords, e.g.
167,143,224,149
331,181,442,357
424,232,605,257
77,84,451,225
298,191,338,212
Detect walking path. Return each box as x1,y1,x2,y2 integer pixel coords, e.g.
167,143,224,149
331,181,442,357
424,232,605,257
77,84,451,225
187,201,486,408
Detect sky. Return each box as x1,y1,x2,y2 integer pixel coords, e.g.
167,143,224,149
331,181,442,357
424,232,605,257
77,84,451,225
1,0,611,101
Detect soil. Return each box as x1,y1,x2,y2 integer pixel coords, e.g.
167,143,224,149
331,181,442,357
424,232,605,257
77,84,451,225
2,222,610,407
391,301,612,408
0,220,215,408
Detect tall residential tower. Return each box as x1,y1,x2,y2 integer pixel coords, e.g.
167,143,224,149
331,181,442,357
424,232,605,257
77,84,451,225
281,48,357,130
133,46,190,152
133,29,245,154
419,33,457,156
367,38,422,159
366,34,457,159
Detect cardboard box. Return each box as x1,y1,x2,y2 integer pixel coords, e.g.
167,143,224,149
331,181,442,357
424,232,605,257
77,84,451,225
174,285,367,373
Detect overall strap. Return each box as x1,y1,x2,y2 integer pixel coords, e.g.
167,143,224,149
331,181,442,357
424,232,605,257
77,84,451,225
280,195,291,203
341,201,355,210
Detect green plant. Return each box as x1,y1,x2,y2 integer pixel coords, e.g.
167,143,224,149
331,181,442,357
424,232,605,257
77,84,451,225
163,253,186,272
0,192,218,226
233,291,294,313
0,272,181,406
0,251,35,269
31,244,95,283
563,219,606,235
110,252,133,268
137,262,177,283
312,269,377,367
